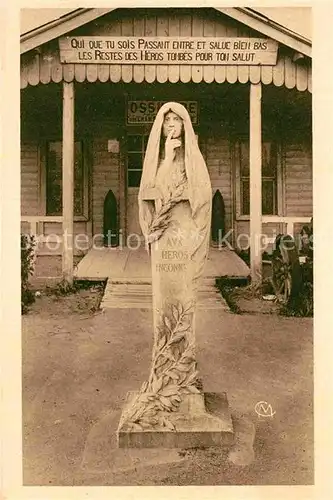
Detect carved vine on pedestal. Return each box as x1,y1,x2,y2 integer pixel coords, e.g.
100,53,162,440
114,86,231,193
146,182,186,245
118,300,200,432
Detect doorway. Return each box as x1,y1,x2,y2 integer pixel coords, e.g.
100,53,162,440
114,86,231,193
125,130,149,239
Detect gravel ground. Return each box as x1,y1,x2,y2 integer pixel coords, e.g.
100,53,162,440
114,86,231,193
22,288,313,486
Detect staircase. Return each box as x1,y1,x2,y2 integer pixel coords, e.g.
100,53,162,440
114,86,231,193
100,278,228,310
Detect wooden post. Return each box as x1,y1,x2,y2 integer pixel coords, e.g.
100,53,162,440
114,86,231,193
249,83,262,282
119,137,127,245
62,81,75,283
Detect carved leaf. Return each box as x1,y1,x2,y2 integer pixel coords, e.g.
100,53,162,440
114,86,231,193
178,372,189,385
171,305,179,321
169,333,185,345
164,316,172,332
185,370,199,385
138,393,151,403
140,381,149,393
157,335,167,351
142,417,158,426
181,356,195,365
151,376,164,393
160,385,179,397
163,375,171,386
166,370,179,381
155,401,165,411
164,351,175,361
187,385,201,394
172,346,181,361
175,325,190,334
170,398,181,410
177,303,184,316
181,388,191,395
159,395,173,410
151,371,158,386
155,356,169,370
128,407,144,422
143,410,158,419
182,345,195,358
175,363,191,373
162,418,176,431
183,301,194,313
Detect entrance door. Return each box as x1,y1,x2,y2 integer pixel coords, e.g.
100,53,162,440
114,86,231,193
126,133,149,239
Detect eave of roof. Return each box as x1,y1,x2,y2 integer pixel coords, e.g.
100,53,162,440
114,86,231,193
221,7,311,57
20,8,115,54
20,6,312,58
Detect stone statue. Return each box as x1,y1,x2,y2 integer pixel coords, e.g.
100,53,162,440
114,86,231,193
117,103,232,447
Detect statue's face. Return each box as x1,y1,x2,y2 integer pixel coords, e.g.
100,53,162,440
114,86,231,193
162,111,183,139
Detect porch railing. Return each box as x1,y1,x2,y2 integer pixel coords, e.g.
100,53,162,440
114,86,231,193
262,216,312,244
21,216,63,243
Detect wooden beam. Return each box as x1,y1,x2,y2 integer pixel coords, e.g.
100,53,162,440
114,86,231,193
249,83,262,282
62,81,75,283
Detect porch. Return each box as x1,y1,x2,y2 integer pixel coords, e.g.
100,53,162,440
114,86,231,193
20,7,312,284
74,246,250,281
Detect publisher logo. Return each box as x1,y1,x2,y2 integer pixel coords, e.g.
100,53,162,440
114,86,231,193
255,401,276,418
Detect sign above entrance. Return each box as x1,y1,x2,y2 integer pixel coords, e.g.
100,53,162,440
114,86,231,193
59,36,278,66
127,101,198,125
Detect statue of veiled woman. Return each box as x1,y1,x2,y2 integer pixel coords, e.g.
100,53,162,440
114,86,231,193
139,102,212,287
118,103,212,435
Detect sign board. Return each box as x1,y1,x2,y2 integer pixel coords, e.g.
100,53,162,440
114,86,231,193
59,36,278,65
127,101,198,125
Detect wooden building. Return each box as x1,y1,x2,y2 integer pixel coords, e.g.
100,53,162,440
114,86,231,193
20,7,312,282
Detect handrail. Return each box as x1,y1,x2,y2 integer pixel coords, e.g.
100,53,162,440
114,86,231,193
21,216,63,223
262,215,312,243
21,216,64,239
262,216,311,224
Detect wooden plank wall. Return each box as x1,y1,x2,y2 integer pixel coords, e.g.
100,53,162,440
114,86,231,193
284,142,312,216
20,9,311,91
21,142,40,216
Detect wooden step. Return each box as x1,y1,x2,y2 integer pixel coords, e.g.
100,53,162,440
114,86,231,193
100,280,228,311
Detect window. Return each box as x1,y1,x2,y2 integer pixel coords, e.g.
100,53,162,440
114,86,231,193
236,141,279,216
46,141,86,216
127,134,149,188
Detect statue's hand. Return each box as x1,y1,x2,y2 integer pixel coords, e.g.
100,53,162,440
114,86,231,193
165,130,182,162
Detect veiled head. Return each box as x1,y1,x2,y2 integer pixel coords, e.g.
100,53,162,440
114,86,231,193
162,110,184,139
139,102,212,238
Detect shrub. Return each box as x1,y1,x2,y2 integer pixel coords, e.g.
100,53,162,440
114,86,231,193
21,234,36,314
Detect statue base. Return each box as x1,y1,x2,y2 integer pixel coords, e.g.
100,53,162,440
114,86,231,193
117,391,234,449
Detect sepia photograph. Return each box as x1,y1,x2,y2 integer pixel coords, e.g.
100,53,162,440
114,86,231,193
18,4,314,488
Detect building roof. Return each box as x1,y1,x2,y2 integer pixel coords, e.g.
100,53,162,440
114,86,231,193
20,7,312,58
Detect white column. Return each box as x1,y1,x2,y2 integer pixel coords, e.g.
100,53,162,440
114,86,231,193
249,83,262,282
62,81,75,283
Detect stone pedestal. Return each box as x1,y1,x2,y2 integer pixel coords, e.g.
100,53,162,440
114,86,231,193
118,391,234,449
